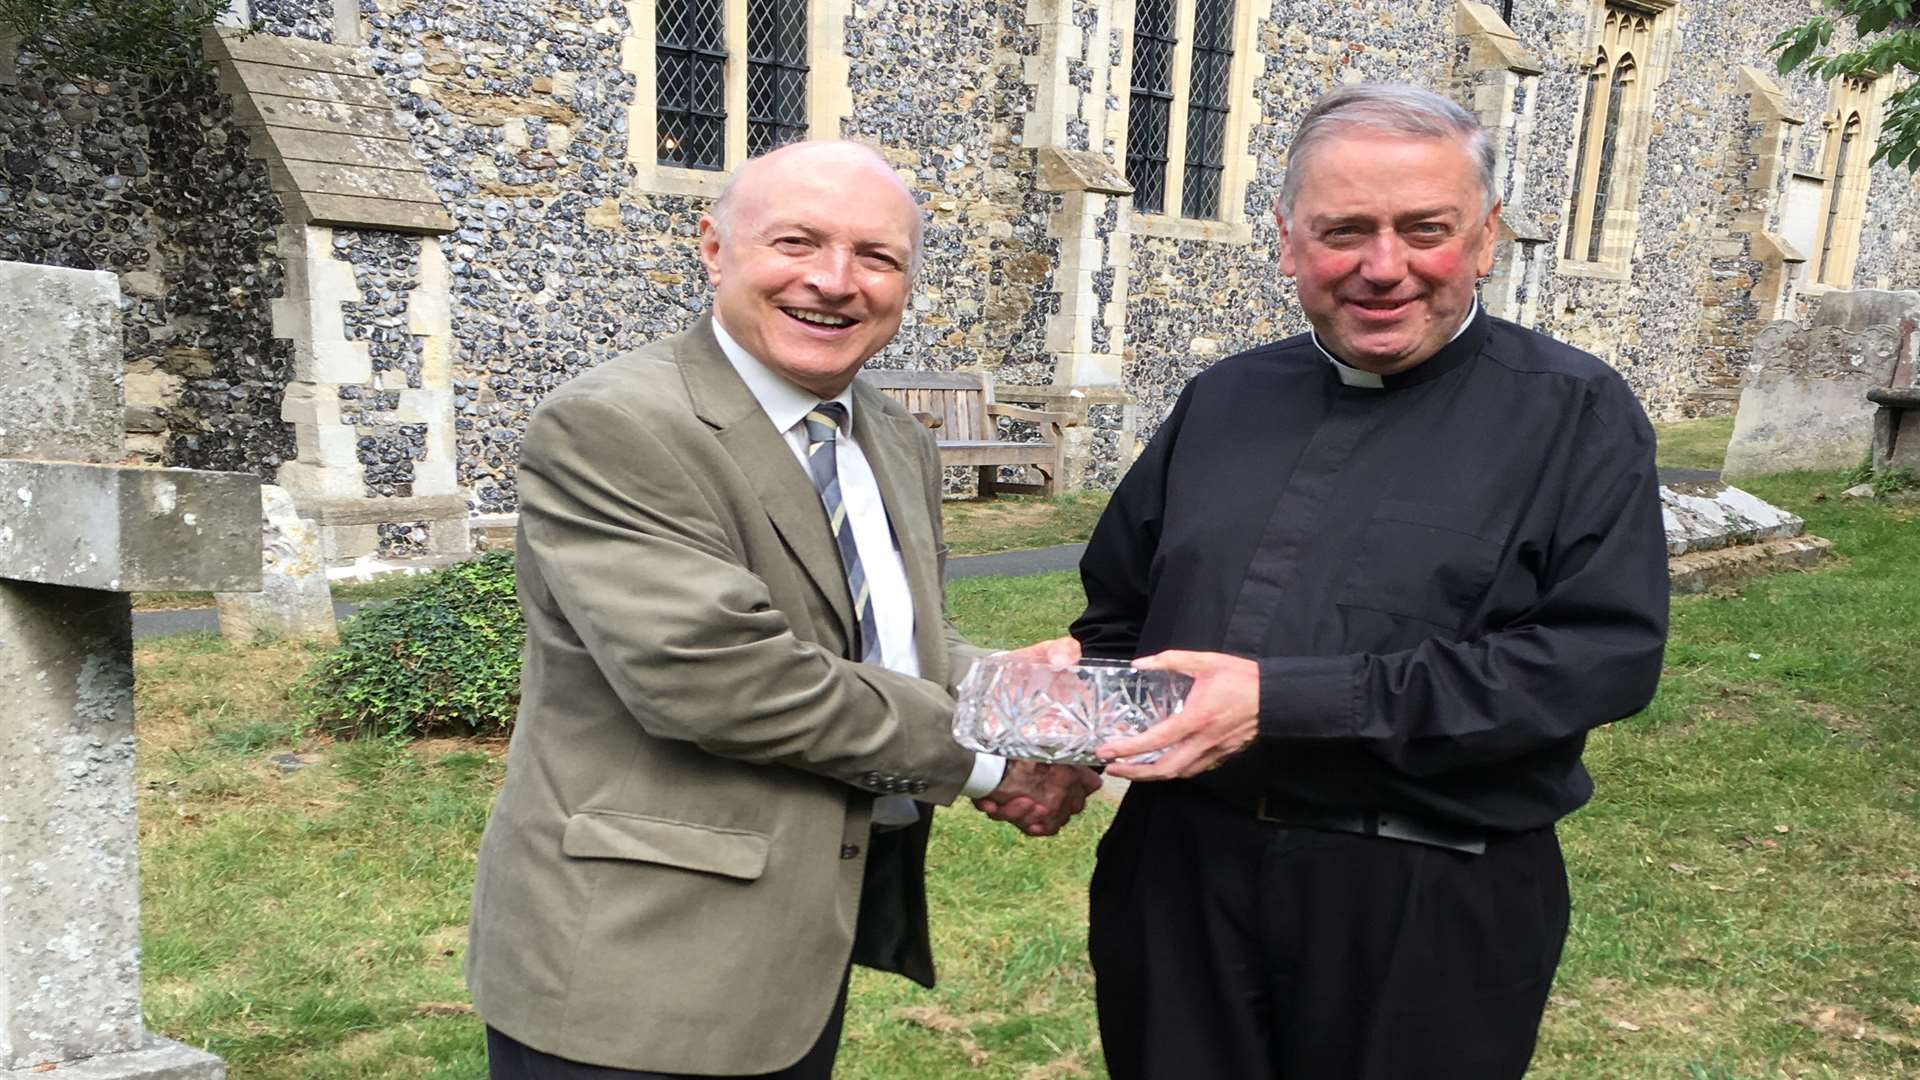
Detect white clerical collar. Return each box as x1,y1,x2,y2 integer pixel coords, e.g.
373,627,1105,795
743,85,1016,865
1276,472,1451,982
713,316,857,437
1312,299,1480,389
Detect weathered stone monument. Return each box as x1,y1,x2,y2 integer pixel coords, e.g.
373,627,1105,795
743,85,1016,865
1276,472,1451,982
1863,294,1920,474
215,485,338,644
1659,468,1831,594
0,260,260,1078
1722,290,1919,480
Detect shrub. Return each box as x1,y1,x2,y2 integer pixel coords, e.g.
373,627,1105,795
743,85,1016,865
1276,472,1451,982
301,552,524,739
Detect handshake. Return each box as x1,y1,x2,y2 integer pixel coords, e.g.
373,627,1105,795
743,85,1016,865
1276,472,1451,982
972,759,1104,837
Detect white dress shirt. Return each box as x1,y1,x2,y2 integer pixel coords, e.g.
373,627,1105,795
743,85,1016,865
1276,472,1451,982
713,319,1005,800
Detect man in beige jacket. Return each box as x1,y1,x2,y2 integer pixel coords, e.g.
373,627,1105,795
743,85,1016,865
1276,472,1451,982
466,140,1099,1079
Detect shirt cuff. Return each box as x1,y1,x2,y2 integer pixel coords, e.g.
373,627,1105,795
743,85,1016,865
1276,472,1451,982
959,752,1008,799
1257,654,1361,739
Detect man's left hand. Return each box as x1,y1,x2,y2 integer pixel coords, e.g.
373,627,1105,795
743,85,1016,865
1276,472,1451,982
1096,650,1259,780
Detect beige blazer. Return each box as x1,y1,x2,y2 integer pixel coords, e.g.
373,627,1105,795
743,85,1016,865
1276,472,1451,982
466,319,983,1074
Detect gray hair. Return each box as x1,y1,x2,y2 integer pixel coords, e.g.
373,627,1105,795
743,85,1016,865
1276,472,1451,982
708,139,926,278
1276,84,1497,226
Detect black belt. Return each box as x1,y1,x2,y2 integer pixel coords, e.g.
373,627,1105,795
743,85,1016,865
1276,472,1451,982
1209,789,1488,855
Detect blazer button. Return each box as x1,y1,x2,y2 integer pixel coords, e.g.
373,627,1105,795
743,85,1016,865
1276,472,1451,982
840,843,861,859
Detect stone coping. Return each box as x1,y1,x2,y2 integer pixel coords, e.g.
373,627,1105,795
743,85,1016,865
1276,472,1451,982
0,460,261,592
303,493,470,526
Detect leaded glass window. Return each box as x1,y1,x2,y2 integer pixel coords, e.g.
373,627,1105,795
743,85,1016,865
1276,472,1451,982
1126,0,1176,215
1565,61,1602,259
657,0,726,170
748,0,809,157
1818,113,1860,283
1586,59,1632,262
1181,0,1234,219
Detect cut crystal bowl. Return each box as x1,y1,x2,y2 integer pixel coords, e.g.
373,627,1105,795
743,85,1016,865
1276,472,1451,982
951,655,1193,766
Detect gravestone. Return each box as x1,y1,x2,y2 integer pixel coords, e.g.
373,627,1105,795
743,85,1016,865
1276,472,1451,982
215,485,338,643
1659,469,1831,594
1721,290,1918,480
0,261,259,1078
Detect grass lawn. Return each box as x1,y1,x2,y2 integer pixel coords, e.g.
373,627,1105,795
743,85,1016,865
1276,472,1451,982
133,419,1920,1077
940,491,1111,556
1653,415,1737,472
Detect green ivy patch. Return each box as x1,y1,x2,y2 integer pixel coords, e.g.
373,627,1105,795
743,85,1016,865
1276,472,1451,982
300,552,523,739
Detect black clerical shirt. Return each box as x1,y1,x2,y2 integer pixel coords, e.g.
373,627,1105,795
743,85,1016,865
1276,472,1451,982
1073,308,1669,834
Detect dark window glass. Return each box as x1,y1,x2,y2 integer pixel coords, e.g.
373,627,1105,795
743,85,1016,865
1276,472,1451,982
1181,0,1234,219
658,0,727,170
1566,61,1602,259
1127,0,1176,214
1818,114,1860,282
748,0,809,156
1586,59,1632,262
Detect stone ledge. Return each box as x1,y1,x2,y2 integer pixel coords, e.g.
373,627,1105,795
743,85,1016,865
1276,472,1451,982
2,1036,224,1079
1669,535,1833,595
304,493,470,526
0,461,261,592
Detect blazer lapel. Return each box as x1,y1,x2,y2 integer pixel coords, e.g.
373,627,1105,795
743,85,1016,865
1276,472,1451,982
677,317,859,650
854,381,946,682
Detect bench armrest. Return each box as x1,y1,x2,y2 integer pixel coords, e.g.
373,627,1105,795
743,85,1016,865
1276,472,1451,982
986,403,1081,427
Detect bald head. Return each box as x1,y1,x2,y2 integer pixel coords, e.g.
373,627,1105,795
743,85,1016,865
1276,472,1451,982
696,138,922,398
709,140,925,276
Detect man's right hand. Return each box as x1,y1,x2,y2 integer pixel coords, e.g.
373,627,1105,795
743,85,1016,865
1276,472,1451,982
975,760,1103,836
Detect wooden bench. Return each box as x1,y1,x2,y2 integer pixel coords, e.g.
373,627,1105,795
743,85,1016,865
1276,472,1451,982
857,370,1079,496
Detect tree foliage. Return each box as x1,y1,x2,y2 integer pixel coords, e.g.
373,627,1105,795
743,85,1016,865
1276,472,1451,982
1772,1,1920,171
0,0,234,80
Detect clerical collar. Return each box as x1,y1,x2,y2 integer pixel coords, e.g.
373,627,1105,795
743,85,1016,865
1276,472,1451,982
1312,299,1485,391
712,316,857,438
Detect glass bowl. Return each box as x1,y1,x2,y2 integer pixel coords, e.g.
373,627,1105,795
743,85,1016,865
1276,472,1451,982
951,655,1192,766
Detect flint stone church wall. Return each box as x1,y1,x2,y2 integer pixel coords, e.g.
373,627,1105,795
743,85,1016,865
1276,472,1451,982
0,67,295,476
2,0,1916,524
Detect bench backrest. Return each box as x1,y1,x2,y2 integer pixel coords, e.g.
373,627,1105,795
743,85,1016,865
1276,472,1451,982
857,370,994,441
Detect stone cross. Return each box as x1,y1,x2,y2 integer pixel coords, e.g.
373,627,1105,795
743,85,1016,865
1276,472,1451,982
0,260,260,1078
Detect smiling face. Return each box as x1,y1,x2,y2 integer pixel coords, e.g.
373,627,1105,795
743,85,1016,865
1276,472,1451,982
698,143,920,399
1277,131,1499,375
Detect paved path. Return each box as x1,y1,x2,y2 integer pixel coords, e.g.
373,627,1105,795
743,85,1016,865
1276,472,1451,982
130,544,1088,640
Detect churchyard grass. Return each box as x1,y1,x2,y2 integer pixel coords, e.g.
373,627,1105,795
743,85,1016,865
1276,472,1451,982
1653,415,1737,472
133,422,1919,1077
939,490,1111,555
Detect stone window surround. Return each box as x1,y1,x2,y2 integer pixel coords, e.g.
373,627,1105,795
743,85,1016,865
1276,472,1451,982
1730,65,1808,323
1111,0,1262,244
1805,73,1889,292
1454,0,1547,328
1554,0,1677,284
621,0,853,199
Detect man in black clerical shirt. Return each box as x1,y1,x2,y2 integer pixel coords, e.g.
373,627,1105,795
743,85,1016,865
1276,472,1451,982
1037,84,1670,1078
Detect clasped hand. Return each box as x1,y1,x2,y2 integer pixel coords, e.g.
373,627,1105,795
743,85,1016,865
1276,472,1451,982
973,759,1103,836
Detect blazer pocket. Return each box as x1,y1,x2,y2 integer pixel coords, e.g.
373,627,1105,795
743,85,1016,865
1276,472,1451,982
562,809,771,881
1337,501,1507,631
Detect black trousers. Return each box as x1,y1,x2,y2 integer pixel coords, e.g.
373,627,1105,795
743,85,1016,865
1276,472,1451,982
486,971,851,1080
1090,782,1568,1080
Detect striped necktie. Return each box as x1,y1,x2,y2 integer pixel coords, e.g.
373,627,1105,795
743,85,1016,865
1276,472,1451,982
802,403,880,662
802,403,919,828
